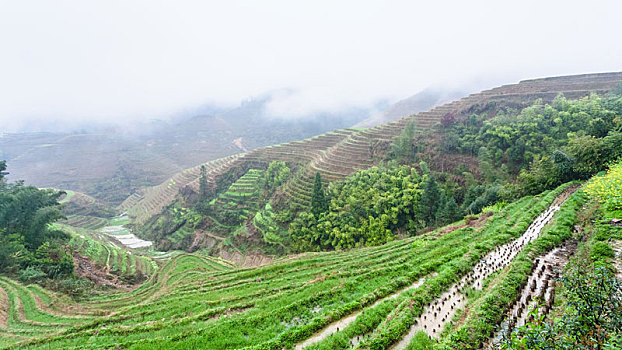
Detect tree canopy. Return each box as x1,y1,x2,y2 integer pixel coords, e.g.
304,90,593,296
0,162,72,279
310,172,328,218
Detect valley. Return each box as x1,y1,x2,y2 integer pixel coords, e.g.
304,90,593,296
2,1,622,347
1,72,621,349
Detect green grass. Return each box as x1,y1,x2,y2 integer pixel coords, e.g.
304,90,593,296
58,190,76,204
0,186,575,349
61,224,156,280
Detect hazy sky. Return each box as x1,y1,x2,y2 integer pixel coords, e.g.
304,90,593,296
1,0,621,131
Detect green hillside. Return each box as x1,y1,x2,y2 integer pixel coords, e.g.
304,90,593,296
0,176,619,348
130,73,622,259
1,73,621,349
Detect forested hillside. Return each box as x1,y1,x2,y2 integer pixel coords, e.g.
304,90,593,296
129,73,622,259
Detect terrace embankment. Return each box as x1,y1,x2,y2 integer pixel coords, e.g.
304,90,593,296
295,275,434,349
392,201,563,349
486,240,578,348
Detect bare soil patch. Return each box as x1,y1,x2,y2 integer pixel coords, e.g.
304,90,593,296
72,253,131,290
218,249,273,267
436,211,493,237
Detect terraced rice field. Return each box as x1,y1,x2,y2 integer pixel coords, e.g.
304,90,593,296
0,183,586,349
100,223,153,249
204,168,266,234
62,215,108,230
124,155,241,225
218,169,264,207
63,224,157,279
392,204,562,348
0,255,231,349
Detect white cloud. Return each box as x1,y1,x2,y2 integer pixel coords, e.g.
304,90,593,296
0,0,620,131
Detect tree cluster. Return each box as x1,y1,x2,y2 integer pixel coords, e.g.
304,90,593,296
290,165,462,251
0,162,73,280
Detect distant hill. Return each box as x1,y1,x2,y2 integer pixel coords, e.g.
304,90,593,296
355,87,467,127
0,95,375,204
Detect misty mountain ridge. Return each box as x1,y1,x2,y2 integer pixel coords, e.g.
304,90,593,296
355,87,469,127
0,88,405,204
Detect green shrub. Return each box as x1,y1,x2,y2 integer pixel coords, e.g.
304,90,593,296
590,241,615,263
19,266,47,283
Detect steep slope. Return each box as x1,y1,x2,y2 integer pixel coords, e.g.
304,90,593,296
124,72,622,230
355,87,467,127
0,97,373,205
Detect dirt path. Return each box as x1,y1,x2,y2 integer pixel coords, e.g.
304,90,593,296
391,204,562,349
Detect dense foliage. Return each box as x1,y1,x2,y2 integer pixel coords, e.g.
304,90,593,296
288,90,615,253
290,165,464,251
0,163,73,280
441,93,622,194
265,160,290,191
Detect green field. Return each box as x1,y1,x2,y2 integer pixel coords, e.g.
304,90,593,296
0,182,591,349
61,224,157,280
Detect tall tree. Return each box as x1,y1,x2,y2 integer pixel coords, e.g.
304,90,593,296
199,165,207,200
0,162,71,277
419,175,441,225
478,146,496,183
311,172,328,218
438,196,460,224
390,120,416,162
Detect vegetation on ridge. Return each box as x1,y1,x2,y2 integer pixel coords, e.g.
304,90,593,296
0,164,76,290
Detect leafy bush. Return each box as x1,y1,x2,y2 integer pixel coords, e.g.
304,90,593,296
19,266,47,283
590,241,615,262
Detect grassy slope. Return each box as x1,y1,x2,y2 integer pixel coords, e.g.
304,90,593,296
0,184,574,349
